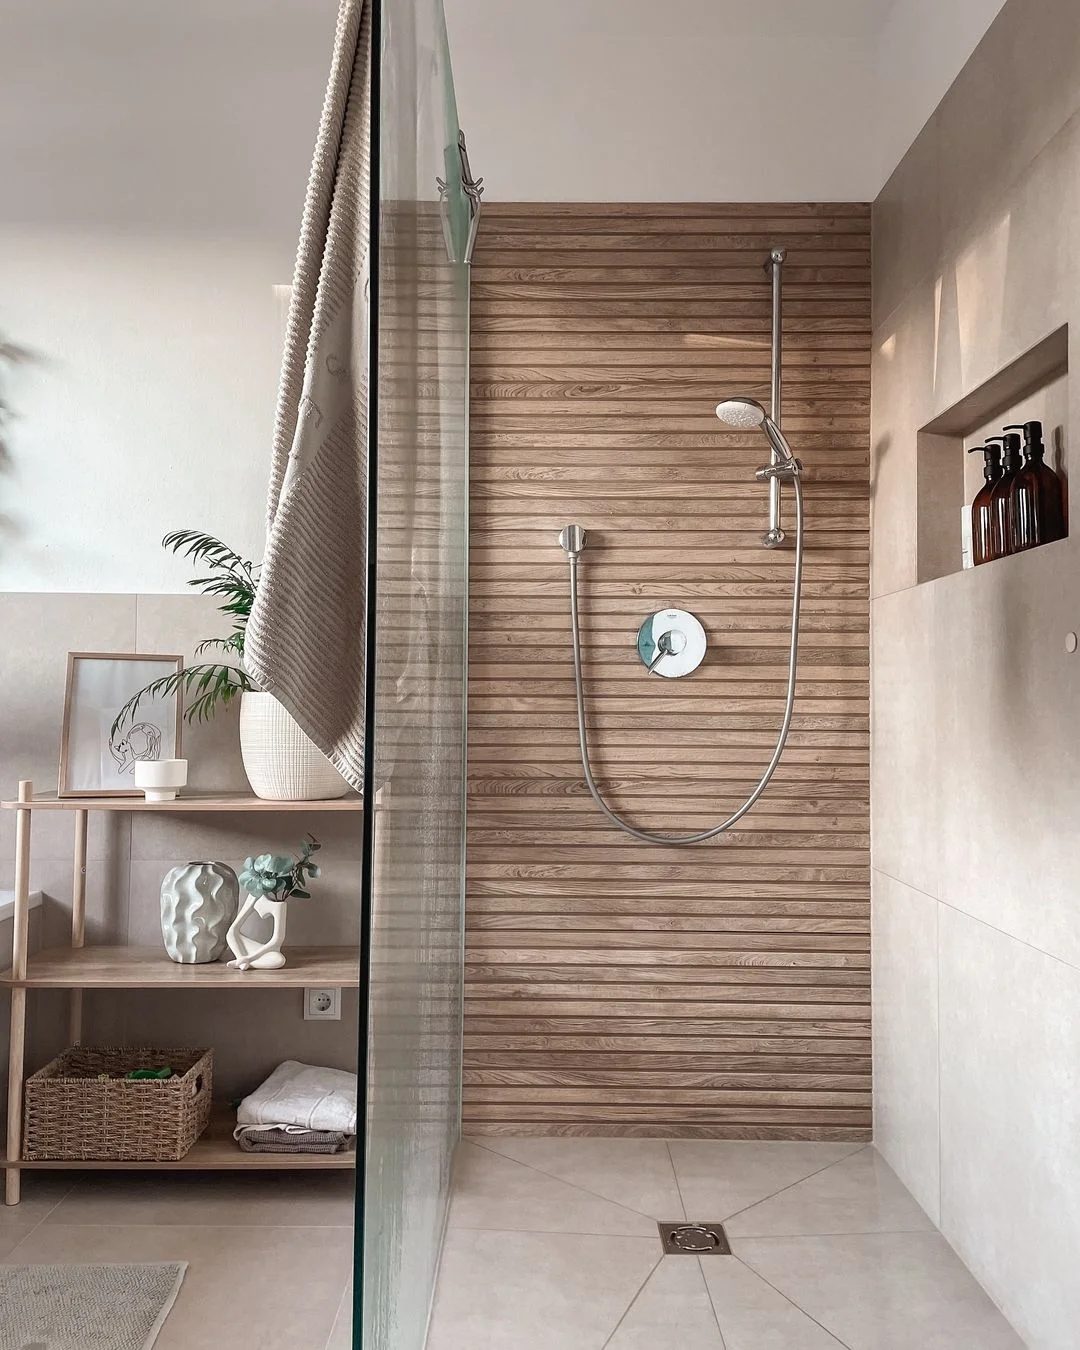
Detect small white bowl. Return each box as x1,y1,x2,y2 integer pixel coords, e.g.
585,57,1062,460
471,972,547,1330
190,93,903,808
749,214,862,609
133,758,189,802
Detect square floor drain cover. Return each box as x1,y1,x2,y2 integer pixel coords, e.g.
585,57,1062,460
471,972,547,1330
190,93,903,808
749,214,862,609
658,1222,732,1255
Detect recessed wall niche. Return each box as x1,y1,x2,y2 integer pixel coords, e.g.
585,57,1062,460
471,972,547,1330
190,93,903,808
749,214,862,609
916,326,1069,584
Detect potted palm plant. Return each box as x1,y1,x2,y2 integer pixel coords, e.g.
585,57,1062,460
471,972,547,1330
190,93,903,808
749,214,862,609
113,531,348,800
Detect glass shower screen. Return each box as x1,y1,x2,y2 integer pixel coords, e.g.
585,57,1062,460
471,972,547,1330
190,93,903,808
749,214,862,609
355,0,469,1347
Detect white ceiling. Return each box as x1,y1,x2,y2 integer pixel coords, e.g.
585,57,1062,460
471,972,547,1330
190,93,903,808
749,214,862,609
444,0,1008,201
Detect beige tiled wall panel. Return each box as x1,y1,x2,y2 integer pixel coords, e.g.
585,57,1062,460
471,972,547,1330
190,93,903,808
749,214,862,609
871,2,1080,1346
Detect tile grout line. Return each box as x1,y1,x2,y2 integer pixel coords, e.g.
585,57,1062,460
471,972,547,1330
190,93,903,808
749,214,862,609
449,1223,664,1241
1,1176,85,1255
696,1255,728,1350
717,1145,869,1227
873,863,1080,974
664,1141,688,1223
731,1225,937,1241
732,1252,853,1350
936,889,943,1227
465,1139,666,1228
323,1278,353,1350
597,1254,663,1350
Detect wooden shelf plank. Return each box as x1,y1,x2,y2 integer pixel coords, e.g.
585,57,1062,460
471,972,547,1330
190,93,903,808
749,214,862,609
2,1106,356,1171
0,946,360,989
1,792,362,812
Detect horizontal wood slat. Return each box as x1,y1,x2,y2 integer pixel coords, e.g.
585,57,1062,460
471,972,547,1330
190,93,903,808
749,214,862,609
466,202,871,1139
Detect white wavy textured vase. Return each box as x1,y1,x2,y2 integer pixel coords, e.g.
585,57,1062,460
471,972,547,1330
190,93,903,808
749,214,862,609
160,861,239,964
239,692,351,801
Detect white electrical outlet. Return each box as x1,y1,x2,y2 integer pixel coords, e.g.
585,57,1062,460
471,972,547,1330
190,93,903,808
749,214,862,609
304,987,341,1021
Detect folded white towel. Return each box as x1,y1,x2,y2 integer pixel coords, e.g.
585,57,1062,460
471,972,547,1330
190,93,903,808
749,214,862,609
234,1060,357,1137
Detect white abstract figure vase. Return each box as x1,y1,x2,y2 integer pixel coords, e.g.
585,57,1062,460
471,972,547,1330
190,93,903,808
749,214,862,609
226,895,288,971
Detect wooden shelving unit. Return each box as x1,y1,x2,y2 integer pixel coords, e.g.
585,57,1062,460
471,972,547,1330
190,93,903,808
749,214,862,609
3,946,359,989
0,1106,353,1172
1,781,363,1203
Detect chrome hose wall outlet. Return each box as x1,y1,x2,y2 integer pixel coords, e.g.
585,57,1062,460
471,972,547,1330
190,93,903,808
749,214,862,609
558,524,587,558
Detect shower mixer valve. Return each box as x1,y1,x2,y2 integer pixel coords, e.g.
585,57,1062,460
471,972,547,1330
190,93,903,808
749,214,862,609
636,610,706,678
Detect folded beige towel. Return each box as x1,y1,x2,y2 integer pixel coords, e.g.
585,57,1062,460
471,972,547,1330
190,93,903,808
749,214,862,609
245,0,372,789
236,1126,352,1155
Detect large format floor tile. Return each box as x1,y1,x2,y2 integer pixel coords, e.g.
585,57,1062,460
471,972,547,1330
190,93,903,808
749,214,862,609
737,1231,1026,1350
725,1147,936,1238
475,1137,685,1222
668,1141,862,1222
325,1281,353,1350
429,1139,1028,1350
426,1228,660,1350
4,1222,353,1350
448,1141,658,1236
0,1173,81,1259
701,1255,846,1349
606,1257,722,1349
42,1169,357,1227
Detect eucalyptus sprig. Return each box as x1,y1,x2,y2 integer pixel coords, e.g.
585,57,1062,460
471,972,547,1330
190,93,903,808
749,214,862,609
239,836,322,903
111,530,260,737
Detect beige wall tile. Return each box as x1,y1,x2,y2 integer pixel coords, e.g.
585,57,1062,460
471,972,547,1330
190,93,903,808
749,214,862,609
871,870,940,1225
937,0,1080,256
870,281,940,598
127,856,361,950
938,907,1080,1349
870,586,939,898
873,7,1080,1338
932,542,1080,967
133,592,250,794
90,986,360,1101
873,118,941,333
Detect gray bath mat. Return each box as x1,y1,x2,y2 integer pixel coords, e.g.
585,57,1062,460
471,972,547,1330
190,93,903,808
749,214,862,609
0,1262,186,1350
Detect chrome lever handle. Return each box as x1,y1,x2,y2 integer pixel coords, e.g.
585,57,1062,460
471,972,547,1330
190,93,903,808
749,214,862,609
647,631,676,675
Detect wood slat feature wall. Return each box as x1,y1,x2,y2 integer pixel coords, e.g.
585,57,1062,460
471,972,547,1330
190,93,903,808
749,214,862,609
465,203,871,1139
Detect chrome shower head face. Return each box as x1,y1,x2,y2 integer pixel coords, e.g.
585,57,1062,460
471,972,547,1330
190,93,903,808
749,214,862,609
715,397,767,430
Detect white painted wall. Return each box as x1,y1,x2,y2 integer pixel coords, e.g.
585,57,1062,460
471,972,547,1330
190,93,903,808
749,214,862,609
444,0,1007,202
0,0,1008,590
875,0,1009,183
444,0,880,202
0,0,339,591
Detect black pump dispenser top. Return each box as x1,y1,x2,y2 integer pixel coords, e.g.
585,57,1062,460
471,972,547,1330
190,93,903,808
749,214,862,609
1004,421,1045,460
967,442,1003,483
986,434,1022,473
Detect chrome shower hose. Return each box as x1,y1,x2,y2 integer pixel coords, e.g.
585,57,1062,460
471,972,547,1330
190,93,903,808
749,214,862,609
565,473,804,846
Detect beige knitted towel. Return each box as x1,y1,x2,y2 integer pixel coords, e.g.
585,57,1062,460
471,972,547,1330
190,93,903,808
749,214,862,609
245,0,372,790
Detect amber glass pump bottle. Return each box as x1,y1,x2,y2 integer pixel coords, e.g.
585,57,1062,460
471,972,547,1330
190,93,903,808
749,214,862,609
986,432,1023,557
967,442,1004,564
1005,420,1065,550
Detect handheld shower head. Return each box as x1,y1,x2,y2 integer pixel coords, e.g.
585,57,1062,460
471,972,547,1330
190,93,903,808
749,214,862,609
715,397,767,430
716,396,798,468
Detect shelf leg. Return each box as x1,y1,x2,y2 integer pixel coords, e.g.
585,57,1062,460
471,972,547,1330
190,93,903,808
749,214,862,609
69,809,88,1044
6,781,33,1206
5,990,26,1206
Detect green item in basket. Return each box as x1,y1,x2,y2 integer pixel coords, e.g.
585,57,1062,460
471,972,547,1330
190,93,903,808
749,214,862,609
124,1067,174,1081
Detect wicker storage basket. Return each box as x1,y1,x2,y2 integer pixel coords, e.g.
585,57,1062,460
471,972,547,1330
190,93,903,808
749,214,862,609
23,1046,213,1162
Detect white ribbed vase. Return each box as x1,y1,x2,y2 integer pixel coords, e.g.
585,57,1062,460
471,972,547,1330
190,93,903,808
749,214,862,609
160,861,239,964
239,692,350,801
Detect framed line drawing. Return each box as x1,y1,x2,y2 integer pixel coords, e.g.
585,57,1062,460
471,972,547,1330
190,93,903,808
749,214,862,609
58,652,184,798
